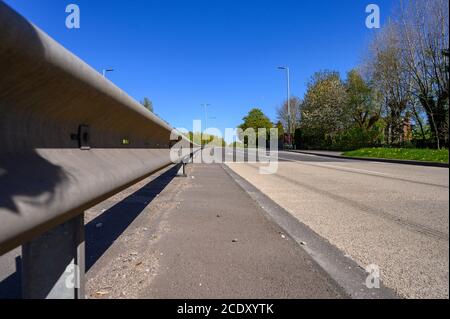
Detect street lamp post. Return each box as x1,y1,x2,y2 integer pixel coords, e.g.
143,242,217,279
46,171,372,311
102,68,114,78
201,103,211,131
278,66,291,149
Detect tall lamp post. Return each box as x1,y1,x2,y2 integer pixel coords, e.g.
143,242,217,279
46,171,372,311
201,103,211,147
277,66,291,149
201,103,211,132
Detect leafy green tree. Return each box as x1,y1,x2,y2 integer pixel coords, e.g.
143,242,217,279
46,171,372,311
239,108,273,131
300,71,349,147
186,131,225,146
141,97,154,112
238,108,273,147
202,133,226,147
345,69,381,130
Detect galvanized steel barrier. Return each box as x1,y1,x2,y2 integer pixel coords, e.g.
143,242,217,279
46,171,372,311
0,1,197,298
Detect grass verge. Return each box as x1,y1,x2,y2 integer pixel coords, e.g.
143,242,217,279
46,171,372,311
343,148,449,164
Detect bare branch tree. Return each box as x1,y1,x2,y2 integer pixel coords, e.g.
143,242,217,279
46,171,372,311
367,22,411,144
276,96,302,134
396,0,449,148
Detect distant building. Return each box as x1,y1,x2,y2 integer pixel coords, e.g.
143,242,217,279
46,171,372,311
402,118,413,143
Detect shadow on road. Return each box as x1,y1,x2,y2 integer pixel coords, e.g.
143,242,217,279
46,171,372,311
0,165,180,298
85,165,180,271
0,257,22,299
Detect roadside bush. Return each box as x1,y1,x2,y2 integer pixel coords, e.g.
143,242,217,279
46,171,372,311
298,120,385,151
333,121,385,151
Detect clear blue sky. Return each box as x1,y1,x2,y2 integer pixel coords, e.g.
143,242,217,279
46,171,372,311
4,0,395,140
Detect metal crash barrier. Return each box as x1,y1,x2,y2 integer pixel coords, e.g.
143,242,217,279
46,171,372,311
0,2,198,298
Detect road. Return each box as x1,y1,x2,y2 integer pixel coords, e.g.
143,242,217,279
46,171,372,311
1,148,447,299
225,149,449,299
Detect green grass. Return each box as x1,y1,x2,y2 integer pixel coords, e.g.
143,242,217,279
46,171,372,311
343,148,449,164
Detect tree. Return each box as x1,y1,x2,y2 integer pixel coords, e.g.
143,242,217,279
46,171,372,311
300,71,349,147
361,0,449,148
396,0,449,148
367,22,410,145
238,108,273,147
275,121,285,149
141,97,154,112
345,69,381,130
186,131,225,146
276,97,302,135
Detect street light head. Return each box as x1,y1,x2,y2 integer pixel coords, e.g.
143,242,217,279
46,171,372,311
102,68,115,78
277,66,286,70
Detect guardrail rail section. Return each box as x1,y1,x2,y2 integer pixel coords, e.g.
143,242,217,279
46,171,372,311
0,2,197,299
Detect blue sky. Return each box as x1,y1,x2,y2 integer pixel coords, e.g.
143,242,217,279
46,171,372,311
4,0,395,140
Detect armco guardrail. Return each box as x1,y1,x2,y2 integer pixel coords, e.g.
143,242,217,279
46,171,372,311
0,2,197,298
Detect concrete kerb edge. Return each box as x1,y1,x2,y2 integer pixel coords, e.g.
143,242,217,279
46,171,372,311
221,164,400,299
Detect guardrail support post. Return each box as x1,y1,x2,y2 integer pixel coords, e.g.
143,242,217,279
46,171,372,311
177,162,187,177
21,214,85,299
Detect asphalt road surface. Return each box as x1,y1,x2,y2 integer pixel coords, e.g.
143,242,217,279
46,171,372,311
226,149,449,299
85,163,346,298
1,148,447,299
